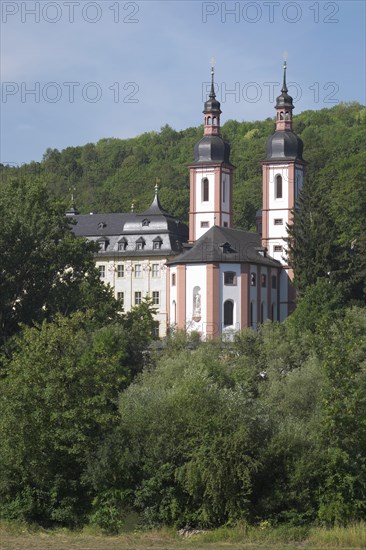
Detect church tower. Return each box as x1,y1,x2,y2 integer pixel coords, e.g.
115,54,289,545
188,65,234,242
262,62,306,317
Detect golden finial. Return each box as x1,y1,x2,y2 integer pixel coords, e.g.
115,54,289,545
155,177,160,196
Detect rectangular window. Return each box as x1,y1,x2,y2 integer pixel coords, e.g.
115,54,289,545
98,265,105,278
118,242,126,251
117,291,124,305
274,218,283,225
223,221,228,227
200,221,209,228
152,321,160,339
136,242,143,250
135,291,142,305
152,291,160,305
117,264,124,278
222,179,226,203
261,274,267,287
152,263,160,278
224,271,236,285
135,264,142,278
172,273,176,286
250,273,256,286
274,245,283,253
271,275,277,289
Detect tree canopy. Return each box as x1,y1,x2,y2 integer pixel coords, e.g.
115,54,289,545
0,177,118,345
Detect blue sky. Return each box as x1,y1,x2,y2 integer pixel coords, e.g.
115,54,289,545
1,0,365,164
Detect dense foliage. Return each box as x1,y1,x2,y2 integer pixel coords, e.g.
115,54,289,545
1,307,365,530
0,177,120,345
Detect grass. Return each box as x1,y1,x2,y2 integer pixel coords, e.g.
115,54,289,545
0,521,365,550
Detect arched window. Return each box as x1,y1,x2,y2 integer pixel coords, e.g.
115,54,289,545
275,175,283,199
280,111,284,120
207,116,211,125
172,300,177,325
212,116,217,125
223,300,234,326
285,111,290,120
202,178,209,202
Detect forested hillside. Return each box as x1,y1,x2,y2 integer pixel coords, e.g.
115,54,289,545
2,102,365,231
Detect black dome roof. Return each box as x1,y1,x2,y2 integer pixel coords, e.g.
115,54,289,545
204,96,221,113
276,90,294,108
194,135,231,164
266,130,303,161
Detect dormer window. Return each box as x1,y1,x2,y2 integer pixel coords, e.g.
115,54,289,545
153,236,163,250
97,222,106,229
97,237,108,251
135,237,145,250
219,241,237,254
142,218,150,227
118,237,128,251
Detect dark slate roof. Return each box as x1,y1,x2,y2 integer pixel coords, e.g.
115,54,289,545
265,130,304,161
204,96,221,113
193,135,232,165
167,226,281,267
276,90,294,109
68,193,189,256
70,212,131,237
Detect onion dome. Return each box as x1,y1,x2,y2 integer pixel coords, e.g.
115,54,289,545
194,135,231,163
265,131,303,161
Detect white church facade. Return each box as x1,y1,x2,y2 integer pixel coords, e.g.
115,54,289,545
166,62,305,338
71,62,305,339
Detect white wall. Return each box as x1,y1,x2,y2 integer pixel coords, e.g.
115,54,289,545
96,257,168,337
195,168,216,240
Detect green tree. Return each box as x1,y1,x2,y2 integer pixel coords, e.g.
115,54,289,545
0,177,118,345
0,313,132,525
317,307,366,524
89,343,265,529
